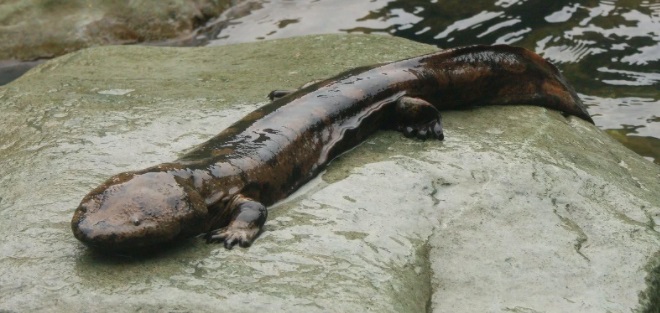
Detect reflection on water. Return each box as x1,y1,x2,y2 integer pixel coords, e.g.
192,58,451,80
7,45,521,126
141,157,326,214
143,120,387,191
205,0,421,45
209,0,659,164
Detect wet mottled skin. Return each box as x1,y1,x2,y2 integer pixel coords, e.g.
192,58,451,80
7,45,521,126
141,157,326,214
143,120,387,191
71,45,593,252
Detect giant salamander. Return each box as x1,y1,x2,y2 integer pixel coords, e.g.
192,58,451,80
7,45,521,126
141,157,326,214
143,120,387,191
71,45,593,251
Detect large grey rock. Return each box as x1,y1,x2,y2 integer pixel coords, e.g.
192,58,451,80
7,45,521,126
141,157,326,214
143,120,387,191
0,34,658,312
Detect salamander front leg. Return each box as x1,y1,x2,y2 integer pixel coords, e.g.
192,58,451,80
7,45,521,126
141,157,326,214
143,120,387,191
205,195,268,249
267,90,295,101
395,96,444,140
268,80,324,101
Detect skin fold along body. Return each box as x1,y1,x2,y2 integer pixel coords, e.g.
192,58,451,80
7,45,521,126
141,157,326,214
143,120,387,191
71,45,593,252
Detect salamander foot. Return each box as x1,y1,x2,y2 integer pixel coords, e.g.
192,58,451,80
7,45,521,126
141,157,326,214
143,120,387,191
205,220,261,249
205,195,267,249
401,118,444,140
395,96,444,140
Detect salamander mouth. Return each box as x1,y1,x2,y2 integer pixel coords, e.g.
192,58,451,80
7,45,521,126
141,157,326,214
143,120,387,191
73,217,183,252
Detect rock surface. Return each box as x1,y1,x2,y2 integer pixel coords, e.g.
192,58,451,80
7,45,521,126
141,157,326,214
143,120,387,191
0,0,230,61
0,34,658,312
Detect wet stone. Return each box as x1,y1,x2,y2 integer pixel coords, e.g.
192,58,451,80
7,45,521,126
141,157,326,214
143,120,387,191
0,34,659,312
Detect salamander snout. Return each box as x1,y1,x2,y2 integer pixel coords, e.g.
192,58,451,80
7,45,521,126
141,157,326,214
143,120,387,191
71,172,207,251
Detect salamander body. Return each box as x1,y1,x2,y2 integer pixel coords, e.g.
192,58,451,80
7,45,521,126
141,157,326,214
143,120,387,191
71,45,593,251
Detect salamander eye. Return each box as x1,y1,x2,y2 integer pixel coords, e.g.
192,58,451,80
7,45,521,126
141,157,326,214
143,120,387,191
131,216,141,226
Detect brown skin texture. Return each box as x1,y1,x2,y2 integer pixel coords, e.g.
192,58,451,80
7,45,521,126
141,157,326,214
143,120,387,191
71,45,593,252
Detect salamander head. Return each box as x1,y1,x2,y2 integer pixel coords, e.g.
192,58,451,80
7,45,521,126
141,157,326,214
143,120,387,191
71,172,208,251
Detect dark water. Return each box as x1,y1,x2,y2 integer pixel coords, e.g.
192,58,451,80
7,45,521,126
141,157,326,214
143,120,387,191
208,0,659,164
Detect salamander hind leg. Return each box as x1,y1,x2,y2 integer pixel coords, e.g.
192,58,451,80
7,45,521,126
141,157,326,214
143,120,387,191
395,96,444,140
205,195,268,249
